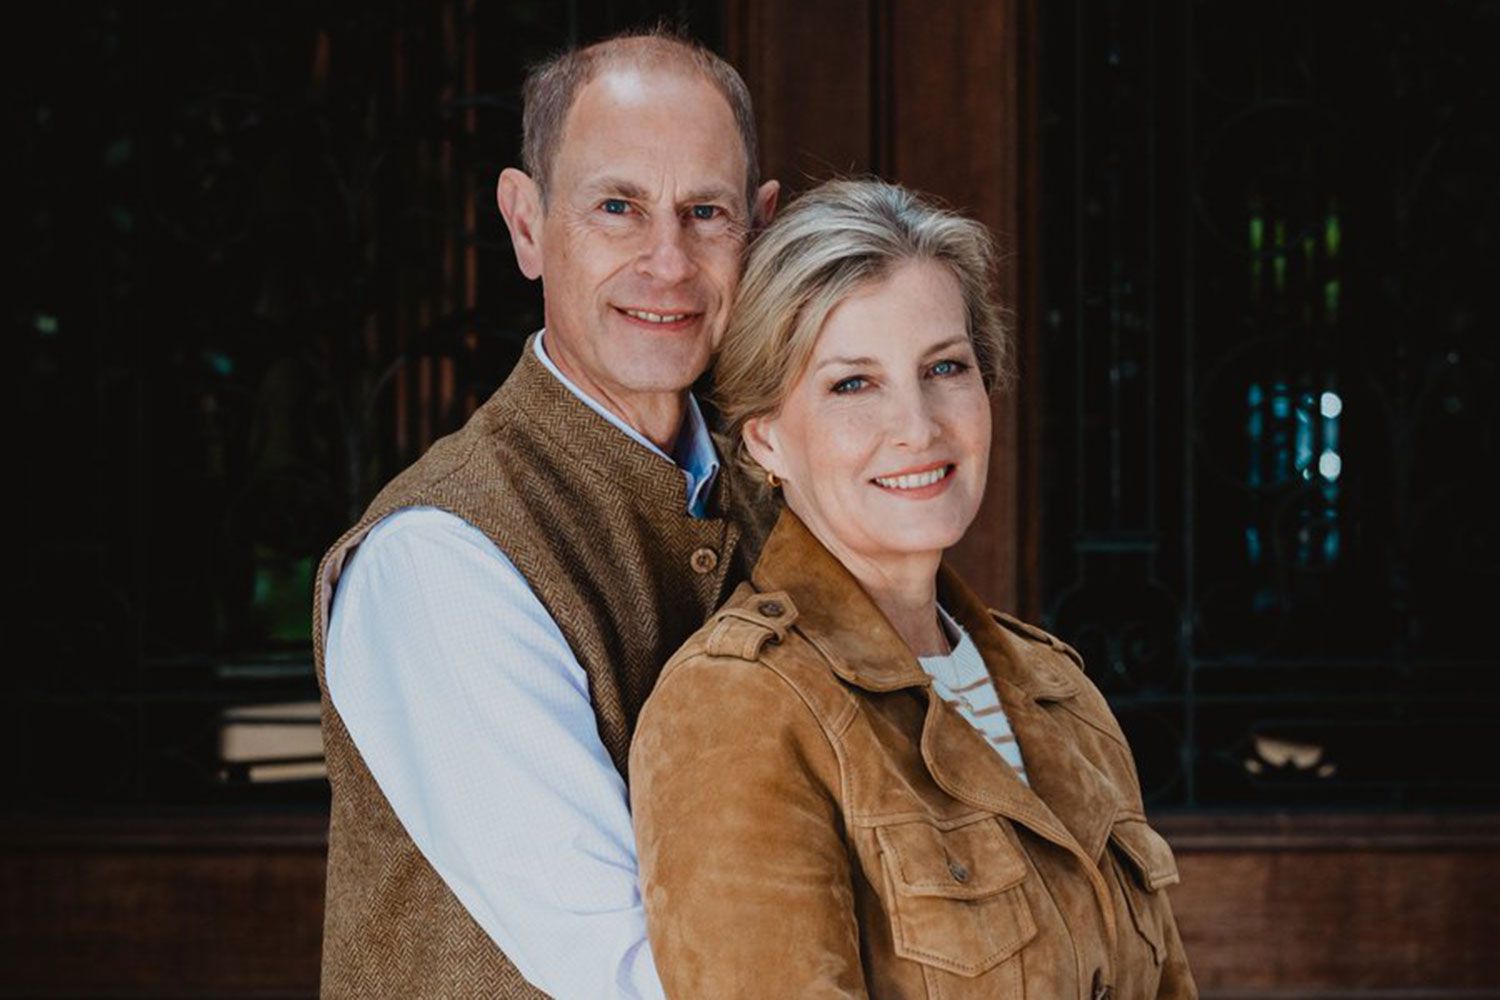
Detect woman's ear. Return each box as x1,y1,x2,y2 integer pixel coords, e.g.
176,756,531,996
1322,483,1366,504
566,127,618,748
497,168,544,280
741,414,786,483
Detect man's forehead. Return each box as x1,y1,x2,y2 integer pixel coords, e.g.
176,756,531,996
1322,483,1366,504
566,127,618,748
553,65,747,189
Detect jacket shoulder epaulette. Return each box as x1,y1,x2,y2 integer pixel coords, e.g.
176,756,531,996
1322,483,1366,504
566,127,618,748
989,610,1087,672
702,590,799,662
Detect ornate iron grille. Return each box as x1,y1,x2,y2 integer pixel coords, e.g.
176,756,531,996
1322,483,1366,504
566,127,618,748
1038,0,1500,808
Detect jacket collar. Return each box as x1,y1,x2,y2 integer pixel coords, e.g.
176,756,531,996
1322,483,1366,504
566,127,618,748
751,508,928,691
751,507,1125,862
752,507,1077,703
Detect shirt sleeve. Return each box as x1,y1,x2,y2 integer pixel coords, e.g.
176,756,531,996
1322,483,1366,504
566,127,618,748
325,506,666,1000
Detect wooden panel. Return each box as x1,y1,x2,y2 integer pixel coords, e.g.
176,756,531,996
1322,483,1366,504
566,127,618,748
3,812,1498,996
1157,813,1500,997
1,815,325,999
725,0,1038,613
884,0,1031,614
724,0,874,192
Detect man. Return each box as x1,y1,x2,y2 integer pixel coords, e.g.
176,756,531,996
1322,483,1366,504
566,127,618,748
313,30,779,999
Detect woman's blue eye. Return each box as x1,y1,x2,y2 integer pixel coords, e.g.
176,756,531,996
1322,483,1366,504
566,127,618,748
602,199,629,215
931,359,967,377
832,376,867,394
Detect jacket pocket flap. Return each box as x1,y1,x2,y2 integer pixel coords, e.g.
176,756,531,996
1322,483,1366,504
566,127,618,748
1109,817,1180,891
877,817,1028,899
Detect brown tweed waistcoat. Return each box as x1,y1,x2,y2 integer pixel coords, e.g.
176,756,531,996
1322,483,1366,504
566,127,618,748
312,340,763,998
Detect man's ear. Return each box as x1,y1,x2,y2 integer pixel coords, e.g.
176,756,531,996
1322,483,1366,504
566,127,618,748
753,179,781,228
742,413,786,482
497,168,544,280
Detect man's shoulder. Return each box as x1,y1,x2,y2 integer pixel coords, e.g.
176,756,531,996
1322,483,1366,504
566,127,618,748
356,506,499,560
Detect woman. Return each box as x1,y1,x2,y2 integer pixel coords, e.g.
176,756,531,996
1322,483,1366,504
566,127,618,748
630,180,1196,999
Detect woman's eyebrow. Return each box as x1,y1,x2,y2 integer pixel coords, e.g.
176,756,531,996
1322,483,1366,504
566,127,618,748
814,355,878,372
920,336,972,355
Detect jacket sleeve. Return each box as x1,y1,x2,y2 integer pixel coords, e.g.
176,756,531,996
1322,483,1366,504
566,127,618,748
630,655,869,1000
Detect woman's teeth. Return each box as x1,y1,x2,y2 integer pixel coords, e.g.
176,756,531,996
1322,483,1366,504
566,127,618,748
873,466,951,490
622,308,691,324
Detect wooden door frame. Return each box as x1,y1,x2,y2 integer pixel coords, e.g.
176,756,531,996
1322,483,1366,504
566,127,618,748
724,0,1044,615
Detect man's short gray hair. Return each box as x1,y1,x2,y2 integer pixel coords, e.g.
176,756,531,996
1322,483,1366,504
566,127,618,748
521,27,761,212
713,179,1013,480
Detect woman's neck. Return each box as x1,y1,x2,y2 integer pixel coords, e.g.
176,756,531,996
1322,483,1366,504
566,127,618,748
798,517,949,656
868,576,950,657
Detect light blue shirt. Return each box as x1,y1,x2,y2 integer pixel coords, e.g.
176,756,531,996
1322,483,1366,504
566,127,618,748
325,331,719,999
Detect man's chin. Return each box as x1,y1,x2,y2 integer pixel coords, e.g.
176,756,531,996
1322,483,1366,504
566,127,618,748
606,349,713,396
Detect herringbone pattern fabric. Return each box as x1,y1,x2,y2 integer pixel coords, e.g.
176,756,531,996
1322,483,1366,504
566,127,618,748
312,340,767,998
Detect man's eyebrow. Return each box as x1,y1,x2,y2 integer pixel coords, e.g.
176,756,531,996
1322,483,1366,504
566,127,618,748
581,176,652,201
679,185,741,207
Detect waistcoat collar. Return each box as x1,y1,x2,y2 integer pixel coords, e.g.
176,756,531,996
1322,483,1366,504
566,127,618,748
495,336,730,519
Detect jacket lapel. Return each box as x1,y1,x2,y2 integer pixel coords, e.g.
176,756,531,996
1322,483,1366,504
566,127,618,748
752,510,1125,861
941,567,1127,862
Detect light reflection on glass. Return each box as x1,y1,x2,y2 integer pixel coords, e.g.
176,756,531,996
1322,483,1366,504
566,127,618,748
1246,381,1343,567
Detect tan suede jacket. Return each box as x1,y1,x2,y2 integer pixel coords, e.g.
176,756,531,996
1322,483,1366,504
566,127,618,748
631,510,1197,999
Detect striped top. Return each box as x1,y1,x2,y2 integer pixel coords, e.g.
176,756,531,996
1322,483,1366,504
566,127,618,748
918,608,1029,785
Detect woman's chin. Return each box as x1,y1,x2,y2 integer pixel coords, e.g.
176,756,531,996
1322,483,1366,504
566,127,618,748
847,522,972,564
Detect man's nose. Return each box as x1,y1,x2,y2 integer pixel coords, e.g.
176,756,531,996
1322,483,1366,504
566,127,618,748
636,215,696,284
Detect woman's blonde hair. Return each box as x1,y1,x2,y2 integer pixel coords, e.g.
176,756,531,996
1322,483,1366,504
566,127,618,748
714,178,1012,478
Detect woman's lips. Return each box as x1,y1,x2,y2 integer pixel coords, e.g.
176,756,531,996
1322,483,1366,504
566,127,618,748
870,463,956,497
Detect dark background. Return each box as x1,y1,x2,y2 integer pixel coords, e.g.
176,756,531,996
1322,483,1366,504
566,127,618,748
6,1,1499,995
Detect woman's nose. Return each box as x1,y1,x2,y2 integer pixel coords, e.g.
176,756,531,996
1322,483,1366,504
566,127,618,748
888,386,942,449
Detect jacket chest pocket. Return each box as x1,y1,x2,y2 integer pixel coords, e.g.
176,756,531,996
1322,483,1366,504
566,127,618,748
1106,817,1181,965
876,816,1037,979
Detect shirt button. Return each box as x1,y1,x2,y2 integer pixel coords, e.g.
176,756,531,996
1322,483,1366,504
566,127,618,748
759,600,785,618
690,547,718,574
947,861,969,883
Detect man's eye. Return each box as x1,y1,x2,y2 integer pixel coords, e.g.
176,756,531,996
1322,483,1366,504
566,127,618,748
832,376,867,394
602,199,629,215
690,204,721,221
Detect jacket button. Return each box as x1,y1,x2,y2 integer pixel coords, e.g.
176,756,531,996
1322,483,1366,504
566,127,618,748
759,600,785,618
689,547,718,574
947,861,969,883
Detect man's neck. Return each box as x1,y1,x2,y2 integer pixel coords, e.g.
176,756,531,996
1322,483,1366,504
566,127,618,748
534,332,690,455
600,393,687,455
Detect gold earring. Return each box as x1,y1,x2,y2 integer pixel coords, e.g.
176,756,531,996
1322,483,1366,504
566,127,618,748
766,470,781,489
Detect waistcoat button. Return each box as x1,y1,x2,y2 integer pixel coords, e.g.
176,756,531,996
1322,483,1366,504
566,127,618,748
759,600,785,618
690,547,719,574
947,861,969,883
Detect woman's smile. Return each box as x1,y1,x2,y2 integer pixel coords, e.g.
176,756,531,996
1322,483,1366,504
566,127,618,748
871,461,957,496
745,260,992,574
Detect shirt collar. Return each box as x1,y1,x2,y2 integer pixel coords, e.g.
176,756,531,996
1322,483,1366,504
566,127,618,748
533,330,721,517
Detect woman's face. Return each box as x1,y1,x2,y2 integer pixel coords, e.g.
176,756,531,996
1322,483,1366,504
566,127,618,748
745,260,992,575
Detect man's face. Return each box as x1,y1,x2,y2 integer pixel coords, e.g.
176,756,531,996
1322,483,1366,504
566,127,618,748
531,67,757,421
